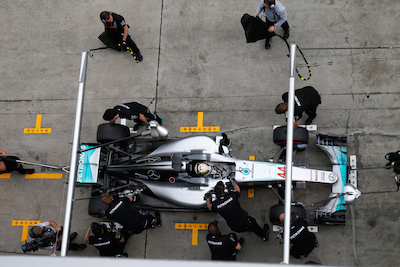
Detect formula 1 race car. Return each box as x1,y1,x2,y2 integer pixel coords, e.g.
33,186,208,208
79,121,359,225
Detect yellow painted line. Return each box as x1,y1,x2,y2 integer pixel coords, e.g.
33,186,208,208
175,223,208,245
248,156,255,198
25,173,63,179
24,114,52,134
12,220,41,241
180,112,220,132
0,173,11,179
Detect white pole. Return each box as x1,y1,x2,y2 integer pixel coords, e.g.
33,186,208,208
282,43,296,264
61,52,88,256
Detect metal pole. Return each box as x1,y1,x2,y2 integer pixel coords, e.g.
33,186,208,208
61,52,88,256
282,43,296,264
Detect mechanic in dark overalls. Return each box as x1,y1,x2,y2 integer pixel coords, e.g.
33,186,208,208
0,149,34,174
103,102,163,131
278,213,319,259
275,86,321,128
84,222,129,257
206,180,270,241
206,221,244,261
100,193,161,235
100,11,143,62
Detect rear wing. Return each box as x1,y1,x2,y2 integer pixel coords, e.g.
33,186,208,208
76,144,101,184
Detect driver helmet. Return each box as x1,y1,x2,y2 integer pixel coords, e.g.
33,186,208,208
195,162,212,176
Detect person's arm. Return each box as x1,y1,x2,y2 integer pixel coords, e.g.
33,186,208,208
254,0,264,17
48,221,61,231
206,200,212,211
233,182,240,193
138,113,148,124
84,225,91,244
235,242,241,251
122,25,129,42
273,4,288,28
112,229,125,243
294,119,300,129
125,194,133,202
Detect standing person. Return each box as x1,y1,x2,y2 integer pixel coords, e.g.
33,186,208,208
0,150,34,174
253,0,290,49
103,102,163,131
28,221,86,252
206,221,244,261
99,11,143,61
100,193,162,235
84,222,129,257
206,179,270,241
275,86,321,128
278,213,319,259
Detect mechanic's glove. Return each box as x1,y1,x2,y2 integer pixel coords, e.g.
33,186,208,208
121,41,127,51
228,173,237,184
225,181,234,191
204,192,212,201
110,222,116,230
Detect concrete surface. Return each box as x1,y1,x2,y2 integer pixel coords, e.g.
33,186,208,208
1,0,400,266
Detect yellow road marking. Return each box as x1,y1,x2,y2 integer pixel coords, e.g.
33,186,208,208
25,173,63,179
0,173,11,179
12,220,41,241
175,223,208,245
180,112,220,132
24,114,52,134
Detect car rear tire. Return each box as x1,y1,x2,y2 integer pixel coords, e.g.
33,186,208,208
273,126,309,146
97,123,130,144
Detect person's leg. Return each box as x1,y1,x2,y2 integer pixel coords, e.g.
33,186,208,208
126,36,143,61
247,216,269,240
264,19,275,49
281,21,290,39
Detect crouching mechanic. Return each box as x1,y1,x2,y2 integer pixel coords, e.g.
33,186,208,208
100,11,143,62
103,102,163,131
100,193,162,235
278,213,318,259
28,221,86,252
206,221,244,261
85,222,130,257
206,178,270,241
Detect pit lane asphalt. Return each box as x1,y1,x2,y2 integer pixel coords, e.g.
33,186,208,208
1,1,400,266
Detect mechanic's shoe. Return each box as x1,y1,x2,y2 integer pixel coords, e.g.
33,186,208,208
265,38,271,49
284,28,290,40
116,252,128,257
385,162,393,169
305,114,317,125
155,211,162,227
133,123,141,131
69,232,77,241
137,53,143,62
76,244,87,251
262,224,270,241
